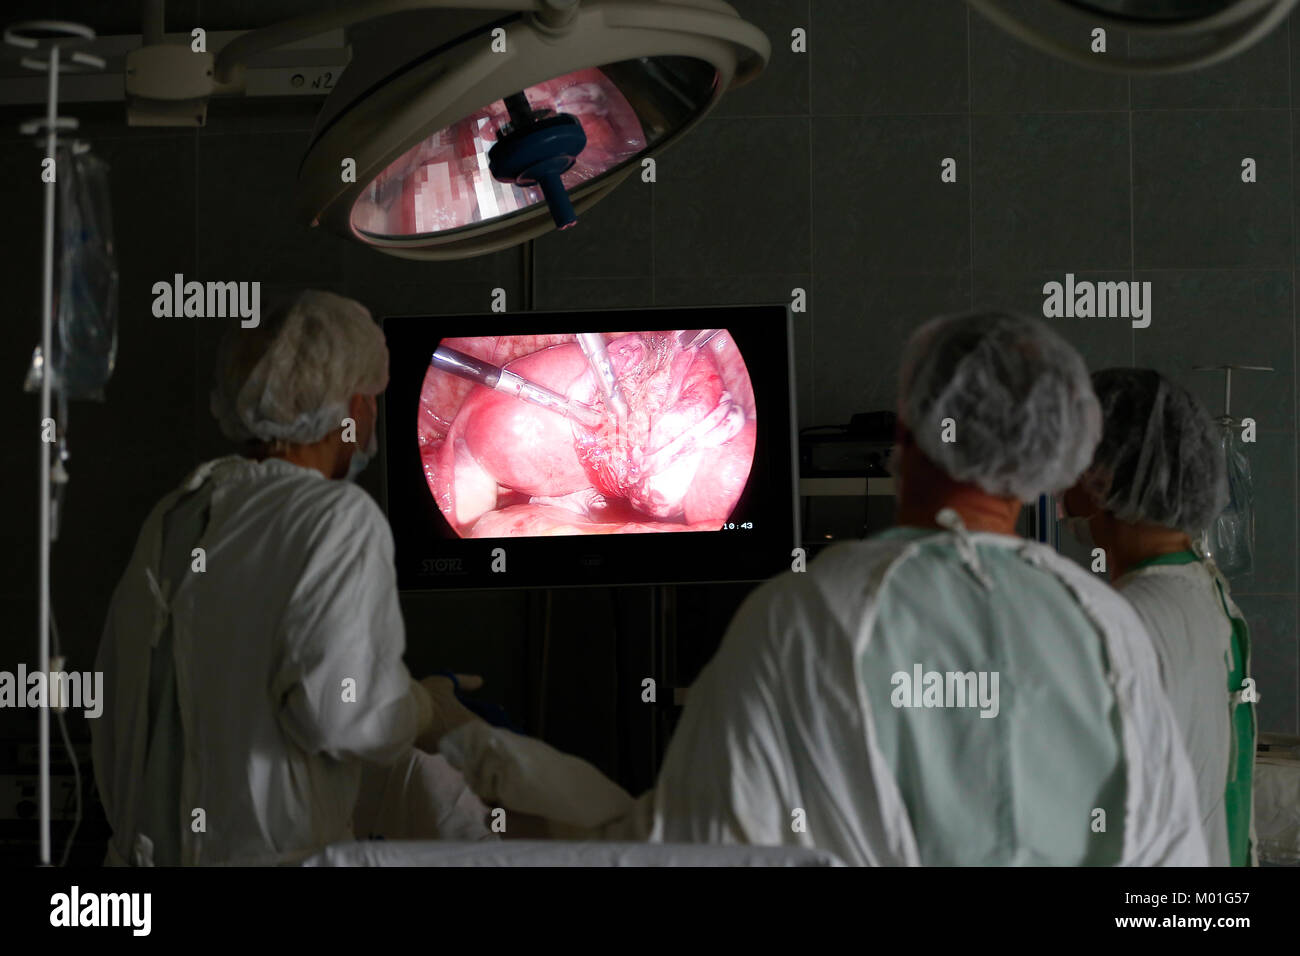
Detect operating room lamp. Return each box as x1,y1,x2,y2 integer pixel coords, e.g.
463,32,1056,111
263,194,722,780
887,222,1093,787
128,0,769,260
965,0,1299,73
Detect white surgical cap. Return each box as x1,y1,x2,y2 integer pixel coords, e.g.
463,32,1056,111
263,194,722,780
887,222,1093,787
898,311,1101,502
1082,368,1228,535
210,290,388,445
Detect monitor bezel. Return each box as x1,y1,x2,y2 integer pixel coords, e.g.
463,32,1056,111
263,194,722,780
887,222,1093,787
380,304,799,590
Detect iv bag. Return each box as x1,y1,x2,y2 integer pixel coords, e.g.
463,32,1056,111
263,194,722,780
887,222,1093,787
1207,418,1254,579
54,146,119,399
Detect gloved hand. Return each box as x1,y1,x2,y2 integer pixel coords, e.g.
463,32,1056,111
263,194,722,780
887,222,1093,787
439,722,637,831
415,673,485,752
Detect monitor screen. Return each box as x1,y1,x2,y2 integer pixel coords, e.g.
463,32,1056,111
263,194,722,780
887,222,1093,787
382,306,798,589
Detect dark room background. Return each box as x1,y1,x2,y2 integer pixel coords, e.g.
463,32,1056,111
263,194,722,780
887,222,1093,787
3,0,1298,856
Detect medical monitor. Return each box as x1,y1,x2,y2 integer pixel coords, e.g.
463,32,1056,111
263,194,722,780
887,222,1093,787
382,305,798,589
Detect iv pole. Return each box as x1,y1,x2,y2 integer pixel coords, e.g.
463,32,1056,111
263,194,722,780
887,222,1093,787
4,19,103,866
1194,364,1275,422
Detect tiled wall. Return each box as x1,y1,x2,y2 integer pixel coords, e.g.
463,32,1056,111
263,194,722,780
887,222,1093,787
534,0,1300,731
2,1,1296,778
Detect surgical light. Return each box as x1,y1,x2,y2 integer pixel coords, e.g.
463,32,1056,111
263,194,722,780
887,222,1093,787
966,0,1299,74
206,0,768,260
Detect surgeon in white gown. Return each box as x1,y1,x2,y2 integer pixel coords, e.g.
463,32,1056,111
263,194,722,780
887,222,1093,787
1062,368,1256,866
92,291,490,866
440,311,1208,866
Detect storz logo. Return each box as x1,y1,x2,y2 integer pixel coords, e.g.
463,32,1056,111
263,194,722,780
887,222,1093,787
420,557,465,575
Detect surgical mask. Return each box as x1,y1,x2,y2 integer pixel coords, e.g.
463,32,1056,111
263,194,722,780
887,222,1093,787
346,429,377,482
1056,495,1099,549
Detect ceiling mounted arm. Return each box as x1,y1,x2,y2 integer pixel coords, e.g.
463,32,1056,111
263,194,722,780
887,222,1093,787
142,0,165,45
212,0,561,86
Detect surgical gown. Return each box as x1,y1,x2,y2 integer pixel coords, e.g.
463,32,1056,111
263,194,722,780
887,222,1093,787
92,456,432,865
442,528,1208,865
1117,551,1256,866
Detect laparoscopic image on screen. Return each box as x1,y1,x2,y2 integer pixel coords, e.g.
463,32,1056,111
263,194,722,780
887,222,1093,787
419,330,757,537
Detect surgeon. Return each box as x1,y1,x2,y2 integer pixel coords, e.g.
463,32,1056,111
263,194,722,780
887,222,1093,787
92,290,484,865
438,311,1208,866
1061,368,1255,866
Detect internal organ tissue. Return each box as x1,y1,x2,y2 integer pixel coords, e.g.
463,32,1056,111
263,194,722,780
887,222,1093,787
419,331,757,537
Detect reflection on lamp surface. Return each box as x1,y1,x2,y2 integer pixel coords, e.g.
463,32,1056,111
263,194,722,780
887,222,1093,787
351,66,647,238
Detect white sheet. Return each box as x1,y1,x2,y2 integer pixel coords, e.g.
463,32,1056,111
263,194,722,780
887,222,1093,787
1255,754,1300,865
302,840,842,867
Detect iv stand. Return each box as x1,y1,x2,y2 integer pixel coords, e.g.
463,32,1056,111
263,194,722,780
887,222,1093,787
4,19,103,866
1193,364,1273,572
1193,364,1275,422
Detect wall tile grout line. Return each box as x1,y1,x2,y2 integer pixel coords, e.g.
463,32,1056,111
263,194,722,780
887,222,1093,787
650,127,656,306
1290,14,1300,732
193,110,201,470
967,2,975,310
1128,58,1136,368
814,266,1300,274
807,0,814,425
711,107,1297,119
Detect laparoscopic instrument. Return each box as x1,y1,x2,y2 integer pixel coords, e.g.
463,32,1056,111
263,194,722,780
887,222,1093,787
677,328,722,351
575,332,628,424
430,345,605,429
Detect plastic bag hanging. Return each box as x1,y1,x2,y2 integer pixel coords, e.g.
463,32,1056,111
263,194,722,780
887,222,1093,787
1196,365,1272,581
1207,417,1255,578
54,145,119,399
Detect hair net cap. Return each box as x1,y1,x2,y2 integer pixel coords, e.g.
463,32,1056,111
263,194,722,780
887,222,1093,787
898,311,1101,502
1083,368,1228,534
210,290,388,446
